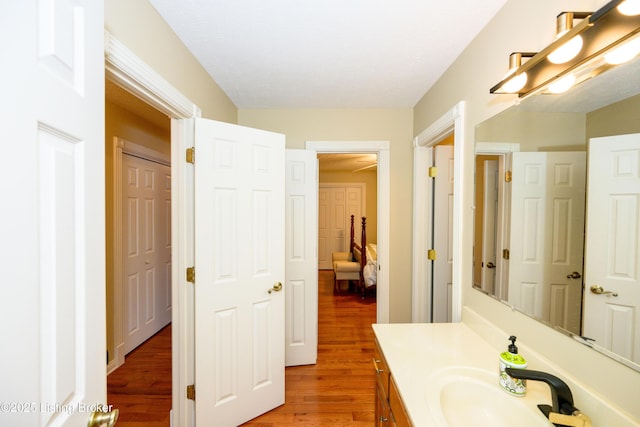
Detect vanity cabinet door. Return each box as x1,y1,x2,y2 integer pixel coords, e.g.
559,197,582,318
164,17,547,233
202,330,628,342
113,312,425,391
374,338,390,396
389,376,412,427
375,382,392,426
374,339,392,426
373,340,390,397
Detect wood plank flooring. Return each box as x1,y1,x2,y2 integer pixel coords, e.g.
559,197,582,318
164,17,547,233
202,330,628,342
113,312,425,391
242,270,377,426
107,270,376,426
107,324,172,427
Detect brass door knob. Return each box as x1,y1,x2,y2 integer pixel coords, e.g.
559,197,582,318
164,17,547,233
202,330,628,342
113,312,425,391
87,408,119,427
268,282,283,294
590,285,618,297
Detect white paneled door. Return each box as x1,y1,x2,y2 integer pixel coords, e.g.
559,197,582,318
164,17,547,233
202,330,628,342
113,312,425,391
480,160,499,294
432,145,454,323
509,152,586,334
0,1,109,426
284,150,318,366
194,119,286,425
584,134,640,364
123,154,172,354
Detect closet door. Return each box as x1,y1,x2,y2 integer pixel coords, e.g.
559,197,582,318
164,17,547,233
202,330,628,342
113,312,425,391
123,154,172,354
317,185,364,269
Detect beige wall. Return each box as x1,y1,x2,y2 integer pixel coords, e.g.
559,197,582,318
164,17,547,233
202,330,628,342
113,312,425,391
476,110,587,151
414,0,639,424
239,109,413,322
105,0,237,123
105,100,171,364
587,93,640,138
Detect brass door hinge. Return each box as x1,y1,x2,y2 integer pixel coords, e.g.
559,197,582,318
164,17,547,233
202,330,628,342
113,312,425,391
505,171,512,182
427,249,437,261
428,166,437,178
186,384,195,400
502,249,510,260
186,266,195,283
186,147,195,164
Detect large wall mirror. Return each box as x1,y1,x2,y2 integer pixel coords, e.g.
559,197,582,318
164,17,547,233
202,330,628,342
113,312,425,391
473,55,640,371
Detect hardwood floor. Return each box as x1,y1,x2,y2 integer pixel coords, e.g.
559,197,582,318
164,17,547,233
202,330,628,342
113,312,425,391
107,270,376,426
242,270,377,426
107,325,172,427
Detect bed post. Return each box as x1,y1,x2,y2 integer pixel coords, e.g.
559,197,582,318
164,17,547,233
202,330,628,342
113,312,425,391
349,214,355,254
361,217,367,269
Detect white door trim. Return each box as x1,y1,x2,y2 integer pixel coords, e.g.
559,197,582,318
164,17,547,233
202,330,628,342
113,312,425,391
104,32,201,119
306,140,390,323
105,31,199,427
475,143,520,302
412,101,465,323
109,137,170,374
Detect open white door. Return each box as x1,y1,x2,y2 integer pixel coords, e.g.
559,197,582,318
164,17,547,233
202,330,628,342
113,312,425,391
480,160,499,294
584,134,640,364
194,119,285,426
285,150,318,366
509,152,585,333
433,145,454,323
0,2,109,426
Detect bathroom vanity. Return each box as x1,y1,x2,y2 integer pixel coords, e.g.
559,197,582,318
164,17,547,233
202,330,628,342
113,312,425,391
374,323,561,427
372,317,640,426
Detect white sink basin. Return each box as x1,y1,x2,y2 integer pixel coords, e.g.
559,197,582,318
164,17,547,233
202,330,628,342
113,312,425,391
425,367,551,427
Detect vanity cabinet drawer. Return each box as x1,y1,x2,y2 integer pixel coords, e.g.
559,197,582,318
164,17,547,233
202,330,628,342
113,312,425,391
373,338,390,397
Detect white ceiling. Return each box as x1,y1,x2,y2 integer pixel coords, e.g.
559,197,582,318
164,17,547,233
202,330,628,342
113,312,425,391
147,0,507,109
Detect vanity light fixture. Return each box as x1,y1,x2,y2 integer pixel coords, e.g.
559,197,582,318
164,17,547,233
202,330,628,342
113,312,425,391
490,0,640,98
604,32,640,63
618,0,640,16
498,52,535,93
547,12,590,64
547,74,577,93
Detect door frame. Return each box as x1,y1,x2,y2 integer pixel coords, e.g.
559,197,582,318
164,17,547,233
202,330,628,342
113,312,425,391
109,137,171,373
412,102,465,323
475,143,520,302
105,32,200,426
306,141,390,323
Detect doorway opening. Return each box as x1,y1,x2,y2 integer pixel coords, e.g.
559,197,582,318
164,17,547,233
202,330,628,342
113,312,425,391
412,101,466,324
105,78,173,423
105,31,202,425
307,140,391,324
317,153,378,303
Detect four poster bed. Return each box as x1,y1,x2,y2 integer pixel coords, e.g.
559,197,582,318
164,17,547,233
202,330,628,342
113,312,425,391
349,215,377,297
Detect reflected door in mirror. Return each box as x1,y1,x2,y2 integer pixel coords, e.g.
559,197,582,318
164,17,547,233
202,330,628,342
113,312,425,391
584,134,640,364
508,152,586,335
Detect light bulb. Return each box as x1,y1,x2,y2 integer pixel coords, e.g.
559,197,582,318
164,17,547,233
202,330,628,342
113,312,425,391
548,74,576,94
618,0,640,16
548,35,584,64
501,72,528,93
604,37,640,64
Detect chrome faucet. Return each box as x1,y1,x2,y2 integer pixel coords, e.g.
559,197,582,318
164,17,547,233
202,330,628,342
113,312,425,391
505,368,592,427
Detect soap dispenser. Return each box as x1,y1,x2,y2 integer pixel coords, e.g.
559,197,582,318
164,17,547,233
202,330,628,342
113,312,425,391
499,335,527,396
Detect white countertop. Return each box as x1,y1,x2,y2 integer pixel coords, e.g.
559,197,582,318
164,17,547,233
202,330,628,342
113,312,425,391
372,323,553,426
